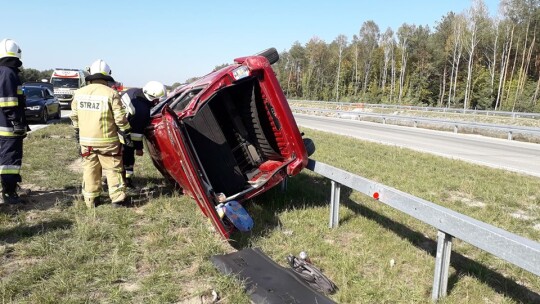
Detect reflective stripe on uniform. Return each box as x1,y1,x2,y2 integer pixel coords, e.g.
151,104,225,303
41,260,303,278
0,126,16,136
131,133,143,141
82,189,101,199
118,124,131,131
0,165,21,174
113,109,126,117
17,85,23,95
79,136,119,145
0,97,18,107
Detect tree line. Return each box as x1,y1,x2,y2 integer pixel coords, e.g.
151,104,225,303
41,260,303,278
272,0,540,112
19,68,53,84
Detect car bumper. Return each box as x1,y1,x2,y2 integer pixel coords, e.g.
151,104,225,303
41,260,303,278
25,108,42,120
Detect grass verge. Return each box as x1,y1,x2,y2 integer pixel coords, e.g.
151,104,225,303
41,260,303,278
0,122,538,303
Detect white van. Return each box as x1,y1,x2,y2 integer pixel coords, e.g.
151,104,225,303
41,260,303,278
50,68,89,108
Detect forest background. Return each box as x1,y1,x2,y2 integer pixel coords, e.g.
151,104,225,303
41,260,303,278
20,0,540,112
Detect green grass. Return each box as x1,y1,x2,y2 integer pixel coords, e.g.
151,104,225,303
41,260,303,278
0,121,539,303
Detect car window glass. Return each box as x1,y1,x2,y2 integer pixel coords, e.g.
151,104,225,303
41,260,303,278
24,87,42,98
170,88,203,112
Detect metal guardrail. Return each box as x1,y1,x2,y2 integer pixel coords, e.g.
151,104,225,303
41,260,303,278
290,100,540,120
292,106,540,140
305,159,540,301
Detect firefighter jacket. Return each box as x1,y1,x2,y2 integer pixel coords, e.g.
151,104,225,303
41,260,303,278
121,88,151,150
0,65,26,137
70,83,131,147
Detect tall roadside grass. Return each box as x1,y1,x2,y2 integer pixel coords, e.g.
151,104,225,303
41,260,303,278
0,122,538,303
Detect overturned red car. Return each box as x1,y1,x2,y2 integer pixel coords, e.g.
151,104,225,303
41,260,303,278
145,48,314,238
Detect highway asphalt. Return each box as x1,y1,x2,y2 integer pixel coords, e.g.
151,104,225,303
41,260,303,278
294,113,540,178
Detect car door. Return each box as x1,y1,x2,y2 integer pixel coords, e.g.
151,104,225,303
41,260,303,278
160,105,232,238
44,88,58,114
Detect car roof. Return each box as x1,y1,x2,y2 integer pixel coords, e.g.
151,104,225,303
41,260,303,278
23,82,54,90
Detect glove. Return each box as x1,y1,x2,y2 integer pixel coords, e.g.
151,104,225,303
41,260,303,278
120,129,134,148
12,121,26,135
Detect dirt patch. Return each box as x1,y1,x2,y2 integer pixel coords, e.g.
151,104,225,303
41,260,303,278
446,191,486,208
69,158,83,173
0,256,42,280
510,210,535,221
20,185,79,210
0,182,79,215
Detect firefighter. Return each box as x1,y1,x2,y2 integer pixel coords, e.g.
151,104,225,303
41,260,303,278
0,38,27,205
70,59,133,208
120,81,167,188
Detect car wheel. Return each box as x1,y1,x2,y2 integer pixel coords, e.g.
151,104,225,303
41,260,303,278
303,138,316,157
247,87,281,159
40,108,48,124
255,48,279,65
55,108,61,119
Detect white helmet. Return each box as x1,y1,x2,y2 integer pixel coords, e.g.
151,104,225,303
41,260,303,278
89,59,112,76
143,81,167,101
0,38,22,59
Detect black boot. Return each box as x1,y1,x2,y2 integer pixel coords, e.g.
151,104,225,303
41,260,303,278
1,182,21,204
2,190,21,204
125,177,134,189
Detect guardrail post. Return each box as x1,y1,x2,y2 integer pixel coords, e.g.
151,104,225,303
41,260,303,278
432,231,453,301
329,180,341,228
508,131,513,141
453,125,458,133
382,117,386,125
414,121,418,128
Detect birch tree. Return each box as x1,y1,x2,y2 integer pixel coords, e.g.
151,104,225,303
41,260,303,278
397,24,415,103
333,35,348,101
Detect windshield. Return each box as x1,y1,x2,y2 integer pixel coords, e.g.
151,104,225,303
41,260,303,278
51,77,79,88
23,87,43,98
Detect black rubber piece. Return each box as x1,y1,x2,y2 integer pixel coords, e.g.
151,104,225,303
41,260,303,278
303,138,316,157
246,84,282,159
211,248,336,304
255,48,279,64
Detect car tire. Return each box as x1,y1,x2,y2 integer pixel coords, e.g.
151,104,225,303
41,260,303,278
39,108,49,124
55,108,61,119
303,138,316,156
248,88,282,160
255,48,279,65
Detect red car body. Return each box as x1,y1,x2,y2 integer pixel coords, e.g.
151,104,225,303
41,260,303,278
145,48,311,239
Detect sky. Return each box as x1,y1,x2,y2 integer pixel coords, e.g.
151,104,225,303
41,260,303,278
6,0,500,87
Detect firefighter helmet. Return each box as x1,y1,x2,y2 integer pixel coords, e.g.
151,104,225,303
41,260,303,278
0,39,22,59
142,81,167,102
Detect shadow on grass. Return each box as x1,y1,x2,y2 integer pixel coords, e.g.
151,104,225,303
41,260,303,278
0,187,79,215
127,177,179,207
232,171,539,303
228,172,332,247
0,218,73,244
337,186,540,303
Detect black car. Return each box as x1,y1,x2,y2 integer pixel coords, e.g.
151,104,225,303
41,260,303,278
23,83,61,124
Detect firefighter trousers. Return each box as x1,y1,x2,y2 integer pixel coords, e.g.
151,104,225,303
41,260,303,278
81,144,126,207
0,136,23,193
122,144,135,179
